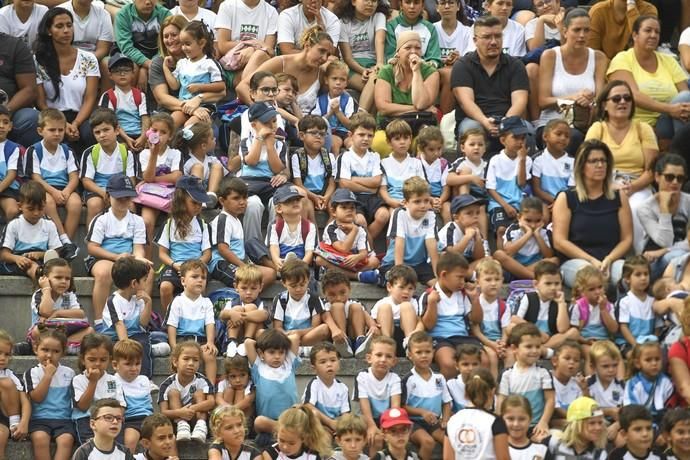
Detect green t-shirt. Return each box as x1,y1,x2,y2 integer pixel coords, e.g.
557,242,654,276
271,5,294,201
376,62,437,123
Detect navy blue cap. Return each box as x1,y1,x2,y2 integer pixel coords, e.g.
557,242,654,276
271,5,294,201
176,175,209,204
331,188,357,204
106,173,137,198
108,52,134,70
273,184,302,204
499,116,530,136
248,101,278,123
451,194,486,214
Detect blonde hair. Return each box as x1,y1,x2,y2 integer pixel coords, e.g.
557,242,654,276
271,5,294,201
299,25,333,49
475,258,502,279
589,340,621,367
335,413,367,438
573,265,606,300
0,329,13,349
210,405,246,443
557,417,607,450
325,60,349,77
276,405,332,457
234,264,263,286
113,339,143,362
402,176,430,200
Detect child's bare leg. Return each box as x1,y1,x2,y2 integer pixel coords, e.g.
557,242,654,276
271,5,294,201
202,350,217,383
300,324,331,345
493,251,533,279
256,265,277,285
503,348,515,368
192,391,208,421
0,425,7,460
242,305,259,338
44,194,67,235
184,116,202,127
330,302,348,332
411,429,436,460
400,302,421,337
368,434,385,457
582,343,592,375
254,416,277,434
479,207,489,242
141,207,159,260
64,193,82,239
543,328,580,350
376,305,394,337
483,345,499,380
226,306,245,341
363,255,380,270
124,427,141,454
0,379,19,419
208,164,224,194
26,262,39,281
85,196,105,230
0,198,18,220
359,75,376,114
160,280,175,315
170,111,187,129
435,346,458,379
189,163,204,180
331,136,343,155
495,225,507,251
31,431,52,460
52,433,75,460
368,207,390,240
168,389,183,414
441,201,451,224
91,260,114,321
68,327,95,344
302,197,315,223
438,66,454,114
348,303,366,338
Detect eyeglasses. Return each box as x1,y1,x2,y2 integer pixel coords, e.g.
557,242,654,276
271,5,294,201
475,33,503,41
305,130,326,138
606,94,633,104
662,173,686,183
258,86,279,95
95,414,123,423
586,158,607,165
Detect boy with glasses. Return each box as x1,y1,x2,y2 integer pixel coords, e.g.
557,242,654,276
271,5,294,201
72,399,131,460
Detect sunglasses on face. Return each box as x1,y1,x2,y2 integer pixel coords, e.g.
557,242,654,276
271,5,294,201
606,94,633,104
662,173,686,183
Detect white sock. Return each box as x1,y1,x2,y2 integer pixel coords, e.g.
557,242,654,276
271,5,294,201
59,234,72,245
195,419,207,428
8,415,19,427
178,420,190,429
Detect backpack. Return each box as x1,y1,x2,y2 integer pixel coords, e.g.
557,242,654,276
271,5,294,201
103,87,143,110
292,148,332,195
90,143,129,174
317,91,350,119
275,216,311,243
497,298,507,332
505,279,536,315
3,140,25,184
21,142,70,179
574,296,612,326
523,291,559,335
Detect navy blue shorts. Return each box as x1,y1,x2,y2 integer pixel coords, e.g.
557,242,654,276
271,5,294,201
124,415,148,433
159,265,183,291
489,207,516,233
434,336,482,350
29,419,76,440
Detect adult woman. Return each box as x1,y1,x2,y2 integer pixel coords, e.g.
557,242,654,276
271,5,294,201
608,15,690,148
638,153,690,279
149,15,224,128
537,8,606,153
552,140,633,288
236,25,332,116
34,7,99,154
585,80,659,254
372,30,439,155
667,302,690,407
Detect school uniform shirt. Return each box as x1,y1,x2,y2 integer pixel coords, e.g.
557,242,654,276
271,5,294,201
86,209,146,255
265,444,322,460
272,291,324,332
437,221,486,260
169,6,217,34
624,372,673,416
446,407,507,460
312,93,355,134
336,149,382,195
570,300,612,340
72,371,126,420
614,292,657,347
452,157,487,178
382,208,437,266
23,364,74,420
0,140,20,191
115,374,153,419
434,20,472,60
98,88,148,136
155,216,211,264
2,215,61,255
101,292,147,337
183,154,225,183
508,441,549,460
479,295,510,342
516,294,552,335
158,372,213,406
524,17,560,43
353,368,402,423
419,283,472,339
0,368,23,392
302,376,351,419
587,374,624,409
81,142,136,188
401,368,451,421
173,57,223,101
503,222,552,266
209,210,245,271
58,0,114,53
252,351,300,419
322,221,369,254
216,379,253,397
466,19,527,57
208,442,261,460
485,150,533,212
330,453,369,460
28,141,78,188
339,13,386,62
138,146,182,181
370,295,421,323
547,436,607,460
222,297,266,317
268,219,318,259
30,289,81,326
166,293,214,338
321,299,359,320
238,131,287,179
446,377,468,412
371,448,419,460
531,149,574,199
72,439,134,460
0,3,48,48
420,157,449,198
380,155,425,201
215,0,278,43
498,364,554,426
608,447,667,460
553,375,582,410
290,150,335,195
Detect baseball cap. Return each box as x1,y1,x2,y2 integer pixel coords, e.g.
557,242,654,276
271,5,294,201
451,194,486,214
177,175,210,204
567,397,603,422
499,116,530,136
248,101,278,123
331,188,357,204
380,408,413,429
108,52,134,71
273,184,302,204
106,173,137,198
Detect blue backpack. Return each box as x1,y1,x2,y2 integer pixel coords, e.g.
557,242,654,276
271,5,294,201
21,142,70,179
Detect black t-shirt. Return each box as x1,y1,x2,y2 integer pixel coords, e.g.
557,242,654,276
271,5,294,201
0,33,35,98
563,189,622,262
450,51,529,121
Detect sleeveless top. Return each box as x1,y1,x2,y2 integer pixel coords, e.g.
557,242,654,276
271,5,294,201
562,189,622,262
281,56,320,114
537,47,596,127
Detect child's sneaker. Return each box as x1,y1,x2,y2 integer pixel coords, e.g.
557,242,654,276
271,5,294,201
334,339,353,358
354,333,373,358
149,378,159,394
299,346,312,358
358,269,379,284
61,243,79,261
191,420,208,442
43,249,60,263
225,340,238,358
236,342,247,356
176,421,191,441
206,192,218,209
285,252,298,262
151,342,171,356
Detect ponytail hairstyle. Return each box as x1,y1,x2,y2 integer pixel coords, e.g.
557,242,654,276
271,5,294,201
299,25,333,50
174,121,213,156
626,337,662,380
35,257,75,292
35,323,68,354
34,8,74,102
276,405,332,457
465,368,496,409
181,20,214,58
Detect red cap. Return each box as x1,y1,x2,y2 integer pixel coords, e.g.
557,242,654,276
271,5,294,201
380,408,413,429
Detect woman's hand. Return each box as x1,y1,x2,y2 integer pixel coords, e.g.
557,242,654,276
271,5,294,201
65,122,80,141
669,102,690,122
658,189,678,213
181,96,201,115
409,54,422,73
164,56,175,70
271,174,287,187
575,90,595,107
192,107,212,122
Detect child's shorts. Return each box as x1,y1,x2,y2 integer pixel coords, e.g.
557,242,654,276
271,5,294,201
82,191,104,203
0,412,7,428
29,419,76,439
434,336,482,350
124,415,148,433
0,261,27,275
84,256,100,274
489,207,516,233
0,189,19,200
354,193,384,224
159,265,183,291
412,420,442,434
210,238,270,286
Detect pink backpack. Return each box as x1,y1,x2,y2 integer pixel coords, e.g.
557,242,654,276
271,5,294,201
575,296,612,325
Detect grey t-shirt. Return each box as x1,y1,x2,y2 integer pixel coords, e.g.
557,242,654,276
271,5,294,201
637,191,690,250
0,33,35,99
148,55,180,102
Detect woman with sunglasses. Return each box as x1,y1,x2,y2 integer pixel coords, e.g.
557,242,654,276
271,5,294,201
585,79,659,255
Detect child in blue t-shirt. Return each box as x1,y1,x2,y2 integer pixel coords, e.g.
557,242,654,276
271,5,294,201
615,256,657,356
532,119,574,206
379,120,423,210
311,61,355,155
0,105,21,221
437,194,487,271
267,184,318,269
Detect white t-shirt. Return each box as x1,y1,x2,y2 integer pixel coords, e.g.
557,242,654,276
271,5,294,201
170,6,217,36
446,407,507,460
36,49,100,112
86,209,146,255
466,19,526,57
183,154,224,182
138,146,182,177
434,20,472,59
215,0,278,42
277,5,340,47
508,442,549,460
173,57,223,101
371,295,420,322
524,17,560,43
339,13,386,62
0,4,48,49
336,149,382,187
59,0,114,52
72,372,126,419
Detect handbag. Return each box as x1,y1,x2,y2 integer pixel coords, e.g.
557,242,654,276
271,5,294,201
379,111,438,136
133,182,175,212
219,41,268,71
557,98,594,132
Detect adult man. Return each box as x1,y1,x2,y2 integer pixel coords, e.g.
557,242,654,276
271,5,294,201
0,32,39,147
451,15,529,145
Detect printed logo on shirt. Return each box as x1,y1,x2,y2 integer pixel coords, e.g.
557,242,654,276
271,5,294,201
240,24,259,41
107,381,117,392
612,390,620,402
456,425,482,455
435,377,443,390
563,163,571,172
422,219,430,228
352,32,370,53
440,47,454,58
190,385,197,394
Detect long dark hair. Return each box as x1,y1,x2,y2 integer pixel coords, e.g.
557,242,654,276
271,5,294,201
340,0,390,22
35,7,73,102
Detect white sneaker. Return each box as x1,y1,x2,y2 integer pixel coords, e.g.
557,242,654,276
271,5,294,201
355,333,374,358
299,346,312,358
43,249,60,263
334,339,353,358
149,378,159,394
236,343,247,357
176,421,191,442
152,342,171,357
225,340,238,358
285,252,298,262
191,420,208,442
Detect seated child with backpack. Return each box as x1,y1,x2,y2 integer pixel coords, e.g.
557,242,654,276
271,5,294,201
268,184,318,270
438,195,487,272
